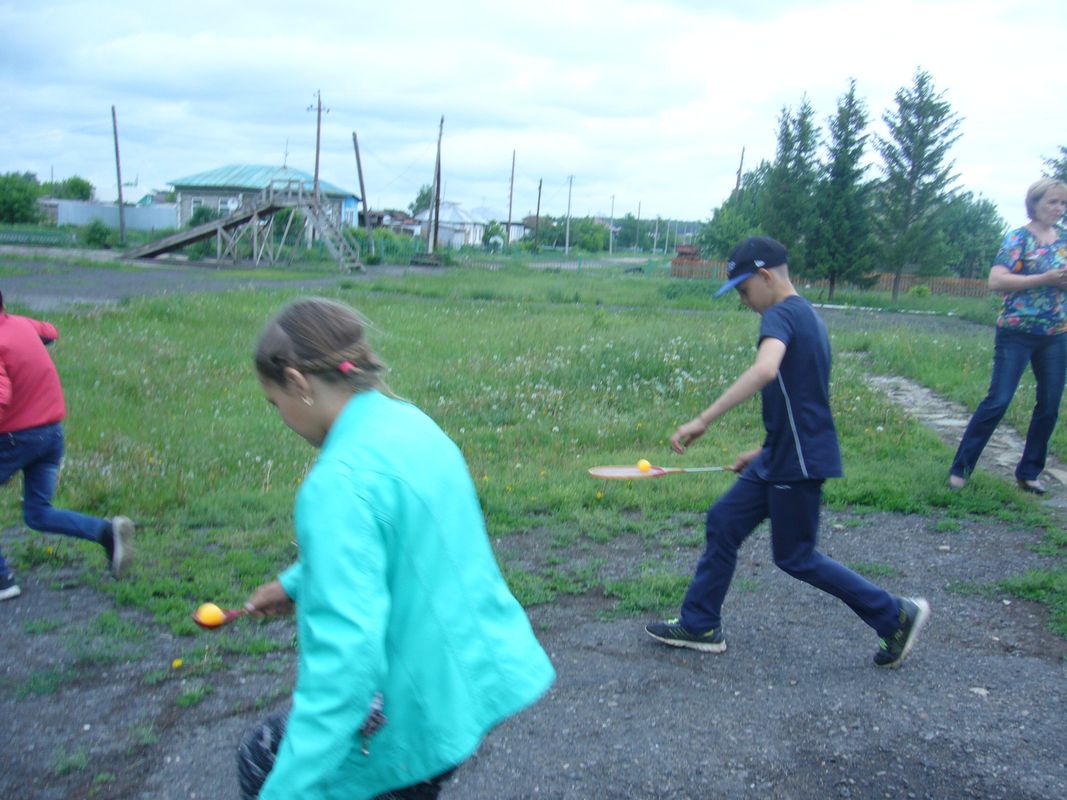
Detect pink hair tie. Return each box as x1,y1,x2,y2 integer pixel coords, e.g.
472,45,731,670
339,361,356,375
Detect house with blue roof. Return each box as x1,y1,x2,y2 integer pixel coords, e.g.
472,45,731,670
168,164,359,227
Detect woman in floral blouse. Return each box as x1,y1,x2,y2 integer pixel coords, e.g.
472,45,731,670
949,178,1067,494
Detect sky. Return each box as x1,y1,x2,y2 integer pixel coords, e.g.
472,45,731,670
2,0,1064,226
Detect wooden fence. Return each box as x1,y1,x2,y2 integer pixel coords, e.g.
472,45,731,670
669,258,991,299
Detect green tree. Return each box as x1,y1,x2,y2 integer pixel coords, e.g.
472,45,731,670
699,162,769,258
40,175,94,200
482,220,505,250
1043,146,1067,182
808,79,877,300
409,184,433,216
570,217,609,252
874,68,962,299
936,192,1006,279
761,96,820,273
0,172,41,223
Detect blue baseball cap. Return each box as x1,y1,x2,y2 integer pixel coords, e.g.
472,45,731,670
714,236,788,297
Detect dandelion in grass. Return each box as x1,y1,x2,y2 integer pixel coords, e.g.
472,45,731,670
172,659,183,669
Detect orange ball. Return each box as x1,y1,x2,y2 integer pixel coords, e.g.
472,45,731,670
195,602,225,626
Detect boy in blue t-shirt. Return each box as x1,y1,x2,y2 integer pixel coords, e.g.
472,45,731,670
646,237,929,668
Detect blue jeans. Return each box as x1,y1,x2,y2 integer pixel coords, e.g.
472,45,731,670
951,327,1067,481
680,474,901,638
0,422,110,577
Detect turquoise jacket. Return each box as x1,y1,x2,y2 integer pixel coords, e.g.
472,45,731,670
260,389,554,799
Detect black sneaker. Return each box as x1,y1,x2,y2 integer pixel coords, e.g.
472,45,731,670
645,618,726,653
0,572,21,601
873,597,930,668
104,517,135,578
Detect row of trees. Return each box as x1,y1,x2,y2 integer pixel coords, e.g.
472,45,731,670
0,172,96,223
701,69,1060,300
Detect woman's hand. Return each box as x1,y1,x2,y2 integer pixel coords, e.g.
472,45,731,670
245,580,295,617
671,417,709,454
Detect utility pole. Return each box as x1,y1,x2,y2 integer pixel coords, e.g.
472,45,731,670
111,105,126,244
735,146,745,192
352,131,375,256
428,115,444,254
307,90,328,202
609,194,615,255
564,175,573,255
506,149,515,248
534,178,542,245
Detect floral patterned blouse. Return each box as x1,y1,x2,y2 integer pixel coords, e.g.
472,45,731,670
994,225,1067,335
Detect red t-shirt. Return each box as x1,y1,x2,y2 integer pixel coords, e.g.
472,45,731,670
0,312,66,434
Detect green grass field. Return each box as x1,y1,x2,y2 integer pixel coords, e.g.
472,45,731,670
3,263,1064,638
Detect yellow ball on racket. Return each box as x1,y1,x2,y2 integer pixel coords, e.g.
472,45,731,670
637,459,651,472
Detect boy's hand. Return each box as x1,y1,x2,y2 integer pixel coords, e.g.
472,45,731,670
671,417,708,454
245,580,294,617
727,448,762,472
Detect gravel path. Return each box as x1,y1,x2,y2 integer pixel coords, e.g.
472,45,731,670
1,252,1065,799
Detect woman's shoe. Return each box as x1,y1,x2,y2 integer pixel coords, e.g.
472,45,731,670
1017,478,1047,495
947,474,967,491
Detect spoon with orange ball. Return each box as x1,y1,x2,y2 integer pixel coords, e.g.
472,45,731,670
192,602,247,629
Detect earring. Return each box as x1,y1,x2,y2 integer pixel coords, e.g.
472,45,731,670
302,396,314,407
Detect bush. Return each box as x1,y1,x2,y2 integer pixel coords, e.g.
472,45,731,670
82,219,114,249
907,284,931,298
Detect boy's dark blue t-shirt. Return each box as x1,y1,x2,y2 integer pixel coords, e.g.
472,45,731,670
752,295,842,481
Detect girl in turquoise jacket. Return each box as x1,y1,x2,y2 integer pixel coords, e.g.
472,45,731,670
239,297,555,800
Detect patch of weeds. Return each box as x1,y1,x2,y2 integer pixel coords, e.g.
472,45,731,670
8,536,79,568
933,518,963,534
144,668,172,686
52,745,90,775
732,578,761,593
22,617,64,634
603,570,690,618
127,721,159,749
946,580,999,598
847,562,900,579
998,569,1067,637
175,683,214,708
18,667,75,698
254,686,289,711
90,609,147,641
89,771,118,797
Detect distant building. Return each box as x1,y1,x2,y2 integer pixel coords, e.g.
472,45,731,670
168,165,359,227
413,201,525,248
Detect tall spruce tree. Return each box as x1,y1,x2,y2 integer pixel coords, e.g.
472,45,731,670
874,69,962,299
808,79,875,300
1044,146,1067,182
761,97,820,272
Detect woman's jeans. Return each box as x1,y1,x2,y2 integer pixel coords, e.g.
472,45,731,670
951,327,1067,481
0,422,109,577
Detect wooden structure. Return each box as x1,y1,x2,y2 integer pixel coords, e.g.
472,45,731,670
123,179,362,273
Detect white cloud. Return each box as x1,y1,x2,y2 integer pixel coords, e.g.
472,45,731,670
1,0,1063,224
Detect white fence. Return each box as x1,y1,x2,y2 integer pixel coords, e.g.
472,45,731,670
45,200,179,232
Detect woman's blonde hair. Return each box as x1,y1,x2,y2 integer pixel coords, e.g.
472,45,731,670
255,297,385,393
1024,178,1067,220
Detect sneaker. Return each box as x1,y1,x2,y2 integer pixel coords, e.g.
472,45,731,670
645,618,726,653
103,517,135,578
0,572,21,601
873,597,930,668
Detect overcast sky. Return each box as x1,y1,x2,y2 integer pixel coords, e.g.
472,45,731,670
2,0,1064,225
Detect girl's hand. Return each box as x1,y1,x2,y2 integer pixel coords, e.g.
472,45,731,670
671,417,708,454
245,580,294,617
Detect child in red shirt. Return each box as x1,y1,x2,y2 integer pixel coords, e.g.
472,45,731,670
0,291,134,600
